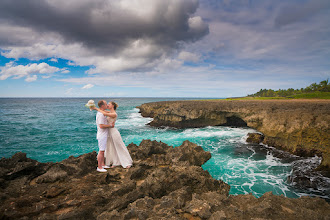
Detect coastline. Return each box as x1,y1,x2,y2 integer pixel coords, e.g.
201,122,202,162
1,140,329,219
137,99,330,174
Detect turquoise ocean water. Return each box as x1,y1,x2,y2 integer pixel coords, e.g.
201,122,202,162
0,98,329,200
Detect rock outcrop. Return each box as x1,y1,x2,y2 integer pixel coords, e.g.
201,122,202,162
246,132,265,144
137,99,330,173
1,140,330,219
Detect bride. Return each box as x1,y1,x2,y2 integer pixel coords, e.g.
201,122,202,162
92,101,133,168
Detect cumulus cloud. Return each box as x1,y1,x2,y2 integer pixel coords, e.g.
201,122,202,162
81,84,94,89
178,51,200,62
61,69,70,73
1,43,59,60
25,75,37,82
50,58,58,62
188,16,208,37
0,0,209,73
0,62,60,81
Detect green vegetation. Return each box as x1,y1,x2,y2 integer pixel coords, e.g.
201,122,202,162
288,92,330,99
199,97,288,101
225,97,288,101
247,79,330,99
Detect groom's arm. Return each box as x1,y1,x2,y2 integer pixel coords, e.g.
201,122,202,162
99,124,114,128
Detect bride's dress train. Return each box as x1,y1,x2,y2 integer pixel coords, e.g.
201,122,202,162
105,116,133,168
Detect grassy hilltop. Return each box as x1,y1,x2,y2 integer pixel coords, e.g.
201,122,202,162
229,79,330,100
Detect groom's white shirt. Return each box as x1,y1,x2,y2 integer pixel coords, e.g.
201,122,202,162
96,112,109,140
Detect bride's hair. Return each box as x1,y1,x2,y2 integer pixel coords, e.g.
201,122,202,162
111,102,118,110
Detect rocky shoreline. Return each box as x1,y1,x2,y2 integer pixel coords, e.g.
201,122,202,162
1,140,330,219
137,99,330,173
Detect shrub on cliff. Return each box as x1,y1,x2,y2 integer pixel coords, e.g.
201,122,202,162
248,79,330,98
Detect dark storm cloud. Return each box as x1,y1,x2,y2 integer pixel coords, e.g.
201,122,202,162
0,0,209,56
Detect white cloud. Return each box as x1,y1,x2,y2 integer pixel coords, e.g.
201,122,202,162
0,62,60,81
2,43,58,60
61,69,70,73
50,58,58,62
178,51,200,62
42,75,52,79
188,16,209,36
25,75,37,82
81,84,94,89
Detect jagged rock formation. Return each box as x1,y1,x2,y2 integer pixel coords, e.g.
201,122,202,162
1,140,329,219
137,100,330,173
246,133,265,144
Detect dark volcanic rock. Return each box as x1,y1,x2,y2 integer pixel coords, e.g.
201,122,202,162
246,132,265,144
1,140,330,219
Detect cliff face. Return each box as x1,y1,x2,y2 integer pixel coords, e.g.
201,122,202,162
137,100,330,172
1,140,329,219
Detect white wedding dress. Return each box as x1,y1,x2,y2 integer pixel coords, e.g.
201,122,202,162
105,116,133,168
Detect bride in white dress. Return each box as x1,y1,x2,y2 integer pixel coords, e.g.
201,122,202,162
92,101,133,168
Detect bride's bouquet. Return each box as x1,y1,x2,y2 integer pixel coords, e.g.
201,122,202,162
85,100,95,111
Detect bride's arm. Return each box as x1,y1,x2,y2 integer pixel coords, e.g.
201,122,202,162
91,107,117,118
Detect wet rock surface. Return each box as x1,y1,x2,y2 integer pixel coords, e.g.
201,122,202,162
246,132,265,144
1,140,330,219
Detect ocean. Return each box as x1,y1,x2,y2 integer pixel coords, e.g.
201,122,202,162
0,97,329,200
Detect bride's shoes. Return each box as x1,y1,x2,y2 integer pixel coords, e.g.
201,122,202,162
96,167,107,172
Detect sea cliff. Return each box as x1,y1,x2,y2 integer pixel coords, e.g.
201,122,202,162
137,99,330,173
1,140,329,219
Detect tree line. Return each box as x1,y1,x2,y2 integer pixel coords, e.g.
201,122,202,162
248,79,330,97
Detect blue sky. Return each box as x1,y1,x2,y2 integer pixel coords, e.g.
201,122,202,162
0,0,329,97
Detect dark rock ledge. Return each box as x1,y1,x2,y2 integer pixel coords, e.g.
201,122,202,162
1,140,329,219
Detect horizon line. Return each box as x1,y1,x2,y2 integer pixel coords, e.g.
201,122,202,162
0,96,227,99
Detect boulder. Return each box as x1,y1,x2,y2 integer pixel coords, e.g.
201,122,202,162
246,132,265,144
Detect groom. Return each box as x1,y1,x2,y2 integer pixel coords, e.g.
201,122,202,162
96,100,113,172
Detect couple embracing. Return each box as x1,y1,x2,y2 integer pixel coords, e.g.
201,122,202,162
92,100,133,172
